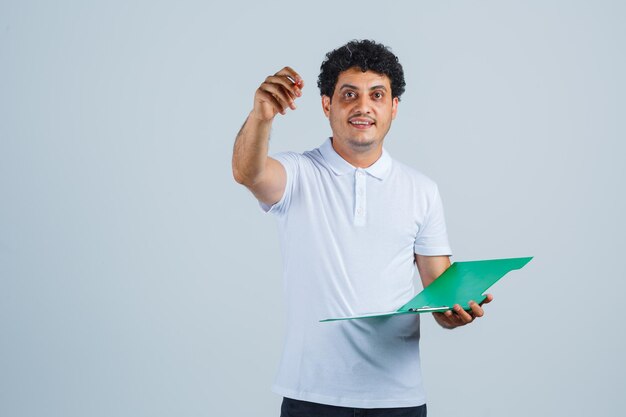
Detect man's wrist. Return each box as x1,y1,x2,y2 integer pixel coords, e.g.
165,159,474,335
249,109,275,125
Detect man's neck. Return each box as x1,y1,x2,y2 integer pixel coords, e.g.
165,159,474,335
330,138,383,168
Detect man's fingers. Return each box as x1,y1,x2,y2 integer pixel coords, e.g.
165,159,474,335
442,311,458,326
277,68,305,93
260,82,295,111
437,311,458,328
263,81,297,109
257,90,287,115
453,304,473,323
446,309,464,325
252,67,304,120
265,75,302,99
437,299,490,328
275,66,304,88
468,301,484,318
479,293,494,306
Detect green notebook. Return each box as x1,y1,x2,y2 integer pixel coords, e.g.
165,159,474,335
320,256,533,322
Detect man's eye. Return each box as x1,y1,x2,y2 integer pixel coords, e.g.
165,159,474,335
373,92,383,99
344,91,355,98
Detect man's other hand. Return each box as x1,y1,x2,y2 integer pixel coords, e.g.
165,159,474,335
433,294,494,329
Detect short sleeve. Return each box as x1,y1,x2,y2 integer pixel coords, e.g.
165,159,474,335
258,151,301,216
414,185,453,256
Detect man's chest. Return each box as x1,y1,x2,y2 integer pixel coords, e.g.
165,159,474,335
289,171,427,248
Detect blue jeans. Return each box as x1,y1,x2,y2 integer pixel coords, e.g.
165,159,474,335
280,397,427,417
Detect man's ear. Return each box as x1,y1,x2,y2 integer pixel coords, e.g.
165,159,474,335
391,97,399,120
322,95,331,118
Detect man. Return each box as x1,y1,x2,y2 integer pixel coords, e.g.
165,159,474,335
232,40,492,417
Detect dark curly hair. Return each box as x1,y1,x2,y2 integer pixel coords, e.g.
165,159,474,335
318,39,406,101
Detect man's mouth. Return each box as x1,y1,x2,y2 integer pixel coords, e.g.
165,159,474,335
348,117,375,129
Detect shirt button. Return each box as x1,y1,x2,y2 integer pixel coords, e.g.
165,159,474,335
356,208,363,215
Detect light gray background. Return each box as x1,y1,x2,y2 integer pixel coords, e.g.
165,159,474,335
1,1,624,416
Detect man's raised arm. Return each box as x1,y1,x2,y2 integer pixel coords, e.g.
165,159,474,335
232,67,304,207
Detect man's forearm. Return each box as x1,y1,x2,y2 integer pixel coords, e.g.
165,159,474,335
232,112,273,185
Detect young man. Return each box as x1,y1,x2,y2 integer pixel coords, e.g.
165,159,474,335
232,40,491,417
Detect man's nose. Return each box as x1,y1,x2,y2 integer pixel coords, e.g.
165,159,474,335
353,94,372,114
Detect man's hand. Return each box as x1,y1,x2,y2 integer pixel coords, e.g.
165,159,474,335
415,255,495,330
252,66,304,121
432,294,494,329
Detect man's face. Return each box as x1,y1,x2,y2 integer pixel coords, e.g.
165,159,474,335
322,67,398,155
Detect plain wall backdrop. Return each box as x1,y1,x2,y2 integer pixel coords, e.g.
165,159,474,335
1,1,625,416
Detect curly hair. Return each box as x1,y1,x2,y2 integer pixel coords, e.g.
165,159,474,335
318,39,406,101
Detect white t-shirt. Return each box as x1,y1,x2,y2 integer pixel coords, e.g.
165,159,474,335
260,138,452,408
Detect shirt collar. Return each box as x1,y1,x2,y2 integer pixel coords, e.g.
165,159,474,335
319,138,392,180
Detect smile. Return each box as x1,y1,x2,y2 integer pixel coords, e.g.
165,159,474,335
349,118,375,129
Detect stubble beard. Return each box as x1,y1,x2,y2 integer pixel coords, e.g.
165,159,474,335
346,122,392,153
346,137,377,152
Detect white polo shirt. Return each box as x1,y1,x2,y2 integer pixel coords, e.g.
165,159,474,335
260,138,452,408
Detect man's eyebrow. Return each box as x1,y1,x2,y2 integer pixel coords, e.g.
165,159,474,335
339,84,359,91
338,84,388,91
